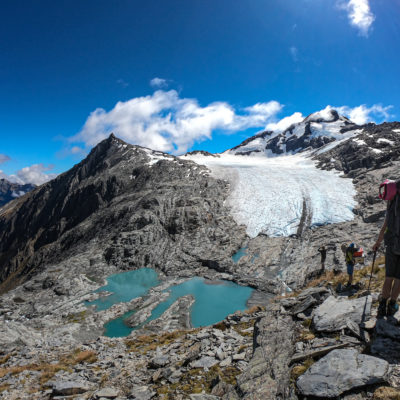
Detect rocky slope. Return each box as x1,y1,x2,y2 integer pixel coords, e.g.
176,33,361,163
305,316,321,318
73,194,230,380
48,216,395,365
0,134,247,293
0,179,35,208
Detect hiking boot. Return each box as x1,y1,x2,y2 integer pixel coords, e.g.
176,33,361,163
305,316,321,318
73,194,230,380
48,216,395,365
387,300,399,316
377,298,388,318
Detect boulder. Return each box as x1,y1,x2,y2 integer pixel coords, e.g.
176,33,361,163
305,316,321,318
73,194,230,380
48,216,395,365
313,295,372,332
51,381,91,396
297,348,389,398
130,385,156,400
94,387,119,398
191,356,219,369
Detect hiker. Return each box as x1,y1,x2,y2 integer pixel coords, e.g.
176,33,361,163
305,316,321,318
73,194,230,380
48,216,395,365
345,243,357,288
318,246,327,272
373,179,400,317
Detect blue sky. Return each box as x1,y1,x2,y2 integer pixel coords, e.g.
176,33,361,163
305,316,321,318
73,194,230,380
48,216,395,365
0,0,399,184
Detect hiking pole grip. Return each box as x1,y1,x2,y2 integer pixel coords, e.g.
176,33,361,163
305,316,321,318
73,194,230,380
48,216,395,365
367,250,377,293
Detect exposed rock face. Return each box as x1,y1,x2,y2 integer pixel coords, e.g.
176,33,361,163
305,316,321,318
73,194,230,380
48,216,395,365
0,179,35,207
315,121,400,173
297,349,390,398
0,134,247,292
313,295,372,332
234,303,297,399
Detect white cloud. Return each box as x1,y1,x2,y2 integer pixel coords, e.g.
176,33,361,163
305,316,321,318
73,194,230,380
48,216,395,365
289,46,298,62
335,104,392,125
266,112,304,132
0,164,57,185
338,0,375,36
72,90,283,154
0,154,10,164
150,77,168,89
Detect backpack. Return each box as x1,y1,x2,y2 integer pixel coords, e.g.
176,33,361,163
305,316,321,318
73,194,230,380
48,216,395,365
345,243,362,264
382,180,400,255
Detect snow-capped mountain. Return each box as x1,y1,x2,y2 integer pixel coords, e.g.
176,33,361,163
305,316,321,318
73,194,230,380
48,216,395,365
229,108,359,156
0,179,35,207
183,109,400,238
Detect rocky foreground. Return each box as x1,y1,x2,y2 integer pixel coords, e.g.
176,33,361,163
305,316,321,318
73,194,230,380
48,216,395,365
1,258,400,399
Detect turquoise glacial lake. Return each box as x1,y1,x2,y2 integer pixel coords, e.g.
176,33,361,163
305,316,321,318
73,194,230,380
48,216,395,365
86,268,253,338
85,268,160,311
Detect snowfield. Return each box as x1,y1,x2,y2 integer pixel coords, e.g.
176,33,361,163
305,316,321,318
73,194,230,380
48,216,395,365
181,153,356,238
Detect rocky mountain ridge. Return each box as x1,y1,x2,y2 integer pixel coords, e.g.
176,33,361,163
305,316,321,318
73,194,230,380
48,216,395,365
229,108,359,156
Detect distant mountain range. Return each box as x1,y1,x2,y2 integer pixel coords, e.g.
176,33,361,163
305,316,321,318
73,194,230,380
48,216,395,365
0,179,36,208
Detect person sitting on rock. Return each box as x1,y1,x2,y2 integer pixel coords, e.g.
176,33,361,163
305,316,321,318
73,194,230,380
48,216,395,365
318,246,327,272
373,181,400,317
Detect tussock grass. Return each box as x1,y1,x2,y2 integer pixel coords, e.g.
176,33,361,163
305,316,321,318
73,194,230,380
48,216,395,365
155,364,241,398
0,349,97,386
125,330,197,354
373,386,400,400
291,358,314,381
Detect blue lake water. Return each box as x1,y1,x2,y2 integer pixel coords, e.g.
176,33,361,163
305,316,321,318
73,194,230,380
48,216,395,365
86,269,253,338
232,247,248,263
85,268,159,311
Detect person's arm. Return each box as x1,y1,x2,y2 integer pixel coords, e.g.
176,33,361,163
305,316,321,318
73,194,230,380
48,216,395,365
373,217,387,251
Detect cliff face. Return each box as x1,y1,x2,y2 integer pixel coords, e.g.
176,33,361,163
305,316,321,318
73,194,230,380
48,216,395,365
0,134,246,293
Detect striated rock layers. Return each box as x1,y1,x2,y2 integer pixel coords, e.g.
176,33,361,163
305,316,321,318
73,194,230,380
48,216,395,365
0,134,247,293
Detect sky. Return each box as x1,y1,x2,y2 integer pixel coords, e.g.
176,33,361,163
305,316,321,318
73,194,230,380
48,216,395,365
1,0,399,185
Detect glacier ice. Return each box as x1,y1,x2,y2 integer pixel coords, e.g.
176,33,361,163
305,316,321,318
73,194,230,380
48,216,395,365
182,153,356,238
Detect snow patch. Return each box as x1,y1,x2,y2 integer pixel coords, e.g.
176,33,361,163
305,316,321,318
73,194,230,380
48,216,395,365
143,148,174,166
377,138,395,146
353,138,367,146
181,153,356,238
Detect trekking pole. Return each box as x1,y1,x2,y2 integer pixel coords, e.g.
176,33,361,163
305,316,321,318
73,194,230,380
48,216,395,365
366,250,377,294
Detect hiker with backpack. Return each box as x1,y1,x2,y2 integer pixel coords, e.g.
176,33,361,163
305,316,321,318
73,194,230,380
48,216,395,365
373,179,400,317
345,243,357,288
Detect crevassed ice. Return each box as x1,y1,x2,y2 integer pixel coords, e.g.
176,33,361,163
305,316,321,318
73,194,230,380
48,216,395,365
182,153,356,238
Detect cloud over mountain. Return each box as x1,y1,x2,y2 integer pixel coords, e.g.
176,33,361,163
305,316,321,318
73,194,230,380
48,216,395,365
0,164,57,186
72,90,283,154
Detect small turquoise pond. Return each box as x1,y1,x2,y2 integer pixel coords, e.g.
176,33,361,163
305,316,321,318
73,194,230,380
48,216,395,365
232,247,248,263
85,268,159,311
86,269,253,338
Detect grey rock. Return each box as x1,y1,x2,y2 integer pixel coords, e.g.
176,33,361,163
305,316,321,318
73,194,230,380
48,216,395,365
130,385,156,400
236,305,297,399
191,356,219,369
232,353,246,361
297,348,390,398
51,380,91,396
149,355,169,369
219,356,232,367
313,295,372,332
375,318,400,341
190,395,220,400
371,336,400,363
95,387,119,398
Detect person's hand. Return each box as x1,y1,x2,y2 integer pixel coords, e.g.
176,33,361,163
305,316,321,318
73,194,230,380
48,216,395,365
373,240,381,252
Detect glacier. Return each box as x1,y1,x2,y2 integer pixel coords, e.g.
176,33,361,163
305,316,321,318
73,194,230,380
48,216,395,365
182,153,356,238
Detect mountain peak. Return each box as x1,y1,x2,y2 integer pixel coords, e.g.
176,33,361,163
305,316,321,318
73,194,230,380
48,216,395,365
229,108,358,156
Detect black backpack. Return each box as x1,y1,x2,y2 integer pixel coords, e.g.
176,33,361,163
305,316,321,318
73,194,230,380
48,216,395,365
386,181,400,255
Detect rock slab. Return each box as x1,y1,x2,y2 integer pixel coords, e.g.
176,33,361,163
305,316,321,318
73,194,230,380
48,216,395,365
313,295,372,332
297,348,389,398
